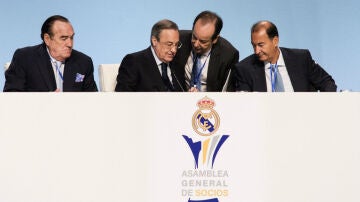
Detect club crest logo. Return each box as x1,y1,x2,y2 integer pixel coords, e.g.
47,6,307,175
183,96,229,169
192,97,220,136
181,96,230,201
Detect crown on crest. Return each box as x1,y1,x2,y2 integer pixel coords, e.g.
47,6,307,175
197,96,215,109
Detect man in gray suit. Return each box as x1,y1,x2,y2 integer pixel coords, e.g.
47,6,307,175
234,20,336,92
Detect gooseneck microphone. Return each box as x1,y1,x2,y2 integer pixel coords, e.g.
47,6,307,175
170,66,185,92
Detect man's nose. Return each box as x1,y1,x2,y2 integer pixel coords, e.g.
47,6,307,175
193,40,200,47
66,38,73,47
254,46,260,54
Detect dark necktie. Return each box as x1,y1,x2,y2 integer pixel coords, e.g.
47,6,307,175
161,63,173,91
191,54,202,91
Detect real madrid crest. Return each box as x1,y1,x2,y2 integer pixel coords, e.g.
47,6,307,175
192,96,220,136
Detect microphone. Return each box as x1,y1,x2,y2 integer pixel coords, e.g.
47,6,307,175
170,66,185,92
221,69,232,92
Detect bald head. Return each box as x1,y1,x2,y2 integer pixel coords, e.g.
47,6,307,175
251,20,279,40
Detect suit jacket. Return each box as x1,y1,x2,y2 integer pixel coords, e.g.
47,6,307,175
172,30,239,92
115,46,184,92
4,43,98,92
234,47,337,92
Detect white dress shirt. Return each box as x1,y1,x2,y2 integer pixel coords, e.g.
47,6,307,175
151,46,173,83
185,49,211,92
264,49,294,92
47,48,64,92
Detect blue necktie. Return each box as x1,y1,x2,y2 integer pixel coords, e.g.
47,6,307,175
270,64,284,92
53,61,63,92
161,63,173,91
191,55,202,91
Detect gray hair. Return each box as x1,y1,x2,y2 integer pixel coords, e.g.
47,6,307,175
150,19,179,46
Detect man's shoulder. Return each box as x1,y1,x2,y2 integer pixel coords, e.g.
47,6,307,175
236,54,258,68
121,47,153,65
216,36,238,53
179,30,192,36
14,44,43,55
179,30,192,42
125,47,151,58
70,49,91,59
67,49,93,67
280,47,310,55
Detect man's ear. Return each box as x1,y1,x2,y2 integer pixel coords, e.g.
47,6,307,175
151,36,158,47
273,36,279,48
44,33,51,46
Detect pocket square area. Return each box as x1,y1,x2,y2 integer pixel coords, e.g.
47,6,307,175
75,73,85,82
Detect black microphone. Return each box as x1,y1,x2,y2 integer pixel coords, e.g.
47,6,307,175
170,67,185,92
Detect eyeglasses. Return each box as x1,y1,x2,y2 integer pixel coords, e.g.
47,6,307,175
159,41,182,50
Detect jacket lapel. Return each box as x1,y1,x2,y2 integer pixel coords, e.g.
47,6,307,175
280,48,300,91
207,47,219,85
253,58,267,92
63,58,76,91
145,47,168,91
37,44,56,91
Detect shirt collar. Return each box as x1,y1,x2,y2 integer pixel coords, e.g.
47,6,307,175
151,46,163,66
46,47,63,64
264,48,285,68
192,49,212,58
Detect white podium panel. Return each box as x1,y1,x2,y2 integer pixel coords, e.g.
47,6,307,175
0,93,359,202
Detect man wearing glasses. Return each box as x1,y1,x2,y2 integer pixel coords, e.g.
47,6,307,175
115,19,184,92
172,10,239,92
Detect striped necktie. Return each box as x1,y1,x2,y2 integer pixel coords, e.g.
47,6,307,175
53,61,64,92
270,64,284,92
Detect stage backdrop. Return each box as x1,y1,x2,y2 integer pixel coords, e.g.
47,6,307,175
1,0,360,91
1,93,360,202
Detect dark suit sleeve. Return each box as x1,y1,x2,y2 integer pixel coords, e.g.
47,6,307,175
115,54,138,91
306,51,337,92
3,49,27,92
226,49,240,92
82,57,98,92
234,61,253,92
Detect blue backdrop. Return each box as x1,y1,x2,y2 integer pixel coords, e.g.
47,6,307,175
1,0,359,91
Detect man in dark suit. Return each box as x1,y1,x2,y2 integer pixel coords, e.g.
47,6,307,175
172,10,239,92
115,19,184,92
4,15,97,92
234,20,336,92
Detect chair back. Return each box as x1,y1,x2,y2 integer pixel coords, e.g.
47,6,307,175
98,64,120,92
